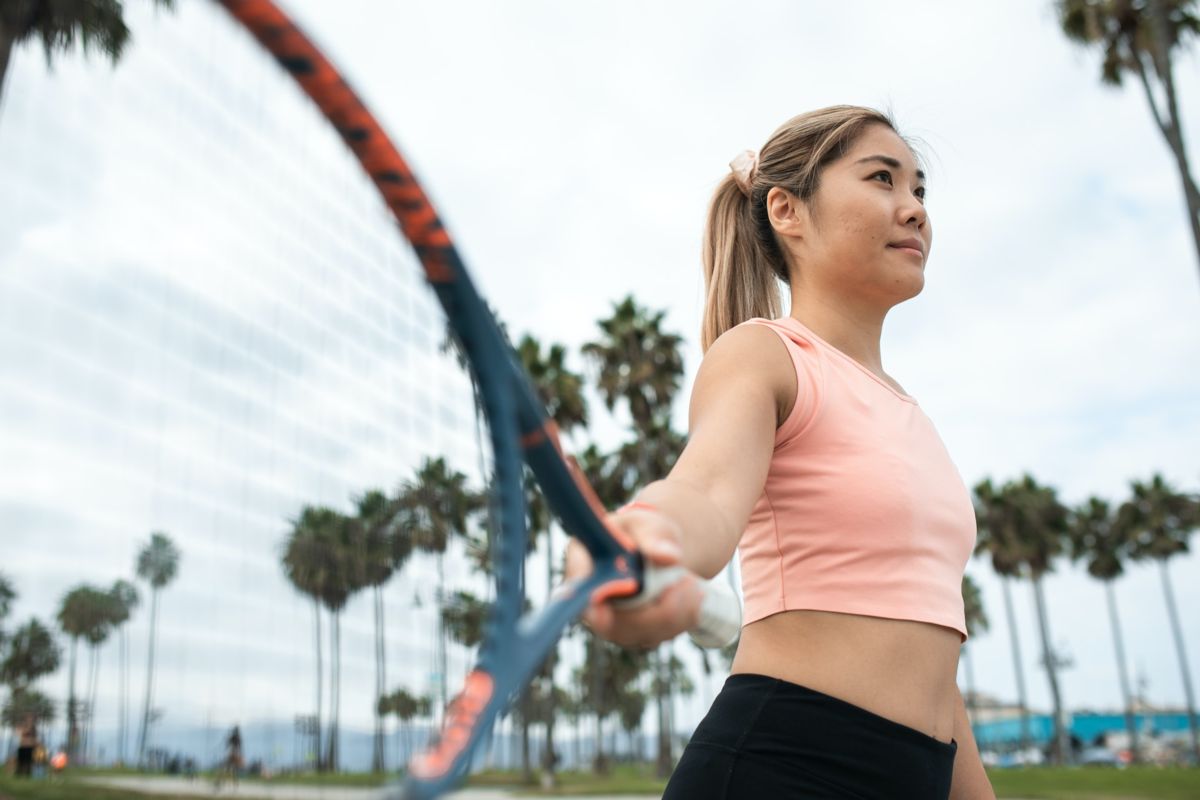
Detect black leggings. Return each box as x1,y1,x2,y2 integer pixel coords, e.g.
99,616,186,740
663,673,957,800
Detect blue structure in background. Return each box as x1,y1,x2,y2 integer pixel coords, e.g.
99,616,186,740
974,712,1197,748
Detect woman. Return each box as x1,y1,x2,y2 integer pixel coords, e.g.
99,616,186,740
567,106,995,799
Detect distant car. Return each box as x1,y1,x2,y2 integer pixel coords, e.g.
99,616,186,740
1080,746,1121,767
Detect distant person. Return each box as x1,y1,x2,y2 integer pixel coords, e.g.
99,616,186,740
32,742,47,778
214,725,243,788
14,715,38,777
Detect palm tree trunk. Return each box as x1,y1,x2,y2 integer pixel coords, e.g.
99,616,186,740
81,645,94,764
1032,575,1070,764
436,553,447,727
1103,580,1139,761
1157,559,1200,760
137,588,160,765
313,598,323,771
542,533,557,786
654,648,672,777
119,626,129,764
325,611,341,771
591,636,606,774
1149,0,1200,284
67,637,79,760
399,718,405,768
1001,577,1032,752
520,691,532,783
85,643,100,764
573,711,581,769
372,585,385,773
1128,15,1200,286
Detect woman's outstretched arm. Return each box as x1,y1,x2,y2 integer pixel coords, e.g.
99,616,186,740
566,323,795,643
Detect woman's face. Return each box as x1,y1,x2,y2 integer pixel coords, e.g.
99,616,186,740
776,124,931,311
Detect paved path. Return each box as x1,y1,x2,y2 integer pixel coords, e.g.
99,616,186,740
84,776,661,800
85,775,1039,800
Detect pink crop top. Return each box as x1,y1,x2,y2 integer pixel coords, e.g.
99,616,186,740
737,317,977,640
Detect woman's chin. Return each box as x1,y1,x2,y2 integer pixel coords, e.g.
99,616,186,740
887,272,925,304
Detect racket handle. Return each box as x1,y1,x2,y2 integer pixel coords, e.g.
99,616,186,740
613,565,742,649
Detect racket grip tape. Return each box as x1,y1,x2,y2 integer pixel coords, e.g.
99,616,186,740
612,564,742,649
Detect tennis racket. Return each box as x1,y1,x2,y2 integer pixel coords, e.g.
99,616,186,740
211,2,741,798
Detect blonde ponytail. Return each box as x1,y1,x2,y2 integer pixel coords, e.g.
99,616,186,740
699,105,897,351
700,176,784,351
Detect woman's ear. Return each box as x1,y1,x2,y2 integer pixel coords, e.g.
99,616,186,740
766,186,809,239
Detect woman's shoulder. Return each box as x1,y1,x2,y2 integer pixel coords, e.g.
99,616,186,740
697,319,801,427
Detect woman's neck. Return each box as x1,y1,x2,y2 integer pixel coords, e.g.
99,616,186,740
788,295,887,374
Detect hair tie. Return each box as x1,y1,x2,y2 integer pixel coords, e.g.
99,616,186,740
729,150,759,198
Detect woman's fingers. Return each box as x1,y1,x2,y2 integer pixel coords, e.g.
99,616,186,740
563,537,593,581
590,575,702,649
571,505,702,648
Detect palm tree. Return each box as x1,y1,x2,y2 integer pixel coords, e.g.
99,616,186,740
56,585,108,760
960,574,989,729
382,687,431,770
0,618,61,691
281,509,334,770
396,457,484,725
0,572,14,630
440,590,488,651
516,333,588,786
615,686,648,763
582,296,684,431
1121,473,1200,760
1005,475,1073,764
575,444,622,773
1,617,62,750
1055,0,1200,284
583,296,686,778
973,477,1033,754
1068,496,1140,760
652,651,695,760
134,531,180,764
575,636,647,773
309,507,354,772
574,442,635,773
81,597,115,763
1,686,55,731
350,488,407,773
0,0,176,105
107,579,139,765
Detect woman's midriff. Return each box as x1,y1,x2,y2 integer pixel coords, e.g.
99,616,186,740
729,609,962,744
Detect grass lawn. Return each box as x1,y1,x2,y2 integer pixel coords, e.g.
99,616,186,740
469,764,666,795
471,764,1200,798
2,765,1196,799
987,766,1200,799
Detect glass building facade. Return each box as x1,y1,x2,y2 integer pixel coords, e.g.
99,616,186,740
0,2,484,771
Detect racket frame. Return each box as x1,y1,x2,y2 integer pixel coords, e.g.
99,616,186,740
213,3,648,797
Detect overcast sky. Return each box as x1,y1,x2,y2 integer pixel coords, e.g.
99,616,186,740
2,0,1199,757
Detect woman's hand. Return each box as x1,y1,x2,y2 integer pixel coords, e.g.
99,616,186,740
563,505,704,650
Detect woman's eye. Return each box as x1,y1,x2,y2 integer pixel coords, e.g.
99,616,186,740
872,170,893,185
915,186,927,202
